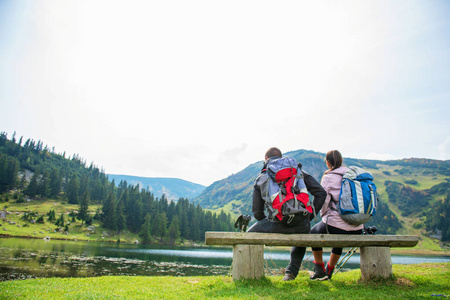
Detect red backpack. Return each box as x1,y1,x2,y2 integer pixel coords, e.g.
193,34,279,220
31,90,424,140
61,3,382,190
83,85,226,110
265,157,312,225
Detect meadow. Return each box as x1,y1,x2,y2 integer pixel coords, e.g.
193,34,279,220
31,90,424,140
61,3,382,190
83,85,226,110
1,263,449,299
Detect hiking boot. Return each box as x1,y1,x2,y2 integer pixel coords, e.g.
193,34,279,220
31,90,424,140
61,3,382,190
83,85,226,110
282,273,296,281
326,263,334,280
310,262,328,281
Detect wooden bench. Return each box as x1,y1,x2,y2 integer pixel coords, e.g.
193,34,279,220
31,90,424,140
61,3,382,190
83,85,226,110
205,232,419,281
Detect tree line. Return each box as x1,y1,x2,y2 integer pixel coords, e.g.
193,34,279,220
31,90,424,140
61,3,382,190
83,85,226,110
0,132,235,243
424,193,450,242
385,180,432,216
101,182,233,243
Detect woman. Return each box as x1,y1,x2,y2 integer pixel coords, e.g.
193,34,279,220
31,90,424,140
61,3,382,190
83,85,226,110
309,150,364,281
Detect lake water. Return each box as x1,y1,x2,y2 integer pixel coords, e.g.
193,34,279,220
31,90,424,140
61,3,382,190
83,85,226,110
1,237,449,281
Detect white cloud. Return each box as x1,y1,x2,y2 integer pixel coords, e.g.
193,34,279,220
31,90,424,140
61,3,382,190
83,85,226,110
1,0,449,185
219,144,248,164
365,153,398,161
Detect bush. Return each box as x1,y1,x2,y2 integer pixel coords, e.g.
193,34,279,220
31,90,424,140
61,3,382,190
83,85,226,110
94,208,101,220
383,171,391,176
16,194,25,203
85,215,93,226
413,222,423,229
405,180,418,185
47,210,56,221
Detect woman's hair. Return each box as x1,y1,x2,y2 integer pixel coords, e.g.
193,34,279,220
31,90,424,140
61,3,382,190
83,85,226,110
325,150,343,172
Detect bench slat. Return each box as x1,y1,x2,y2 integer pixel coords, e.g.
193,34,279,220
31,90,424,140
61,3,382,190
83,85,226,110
205,232,419,248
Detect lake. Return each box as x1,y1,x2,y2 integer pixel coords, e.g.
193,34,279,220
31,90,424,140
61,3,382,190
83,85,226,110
1,237,449,281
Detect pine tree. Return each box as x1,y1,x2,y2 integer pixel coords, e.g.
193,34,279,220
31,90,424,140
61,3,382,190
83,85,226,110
139,213,152,244
115,199,126,233
55,212,65,227
5,156,18,191
442,194,450,241
47,209,56,221
24,170,39,197
166,201,176,224
141,190,155,219
152,211,168,242
101,192,116,230
0,154,8,192
66,175,79,204
38,170,51,198
79,175,89,200
188,204,200,241
78,190,90,225
168,215,180,244
177,198,190,239
49,168,62,198
125,187,143,233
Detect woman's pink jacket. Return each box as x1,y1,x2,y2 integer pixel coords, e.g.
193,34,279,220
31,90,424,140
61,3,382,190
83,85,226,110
320,166,364,231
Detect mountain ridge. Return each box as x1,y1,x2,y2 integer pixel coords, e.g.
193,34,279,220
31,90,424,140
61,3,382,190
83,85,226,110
107,174,206,201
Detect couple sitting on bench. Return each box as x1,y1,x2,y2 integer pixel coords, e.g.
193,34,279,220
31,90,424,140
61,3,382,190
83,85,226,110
247,147,367,281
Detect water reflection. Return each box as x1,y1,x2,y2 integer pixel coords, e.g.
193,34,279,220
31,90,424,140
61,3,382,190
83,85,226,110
0,238,448,281
0,238,234,281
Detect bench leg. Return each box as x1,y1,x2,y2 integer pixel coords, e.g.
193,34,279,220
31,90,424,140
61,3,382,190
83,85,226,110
232,244,264,280
360,246,392,280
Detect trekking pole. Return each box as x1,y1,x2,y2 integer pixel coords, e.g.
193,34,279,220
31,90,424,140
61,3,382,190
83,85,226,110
333,226,378,275
334,247,358,274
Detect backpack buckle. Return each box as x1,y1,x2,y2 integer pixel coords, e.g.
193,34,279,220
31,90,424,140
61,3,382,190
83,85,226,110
287,214,295,224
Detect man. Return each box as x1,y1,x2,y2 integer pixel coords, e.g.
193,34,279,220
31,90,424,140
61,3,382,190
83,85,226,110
247,147,326,281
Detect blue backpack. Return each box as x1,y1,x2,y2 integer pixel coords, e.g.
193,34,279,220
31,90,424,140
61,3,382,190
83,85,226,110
338,166,378,225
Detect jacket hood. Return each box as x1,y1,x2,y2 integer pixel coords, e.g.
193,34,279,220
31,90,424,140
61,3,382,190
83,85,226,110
327,166,348,176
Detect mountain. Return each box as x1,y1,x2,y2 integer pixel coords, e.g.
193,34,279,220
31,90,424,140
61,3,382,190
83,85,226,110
193,150,331,212
107,174,206,201
193,150,326,212
193,149,450,241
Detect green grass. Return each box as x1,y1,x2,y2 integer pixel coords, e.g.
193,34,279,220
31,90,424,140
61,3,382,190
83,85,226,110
1,199,141,244
0,263,449,299
369,164,449,192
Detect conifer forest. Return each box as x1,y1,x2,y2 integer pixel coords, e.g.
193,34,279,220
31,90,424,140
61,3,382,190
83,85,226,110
0,132,235,244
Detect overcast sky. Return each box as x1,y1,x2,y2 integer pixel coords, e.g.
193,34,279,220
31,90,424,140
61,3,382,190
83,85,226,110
1,0,449,186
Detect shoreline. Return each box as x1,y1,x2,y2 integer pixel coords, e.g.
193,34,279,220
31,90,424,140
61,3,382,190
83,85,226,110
0,233,202,247
2,233,449,256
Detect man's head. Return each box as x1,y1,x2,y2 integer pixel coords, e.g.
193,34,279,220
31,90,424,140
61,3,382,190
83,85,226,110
265,147,282,161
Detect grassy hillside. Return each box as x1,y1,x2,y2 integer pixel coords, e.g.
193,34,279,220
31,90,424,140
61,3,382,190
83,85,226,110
0,198,143,244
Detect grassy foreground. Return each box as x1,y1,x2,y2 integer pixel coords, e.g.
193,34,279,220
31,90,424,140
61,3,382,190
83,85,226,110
1,263,449,300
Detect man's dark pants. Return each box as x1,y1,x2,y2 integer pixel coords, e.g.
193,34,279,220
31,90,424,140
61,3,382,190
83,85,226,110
247,218,310,277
